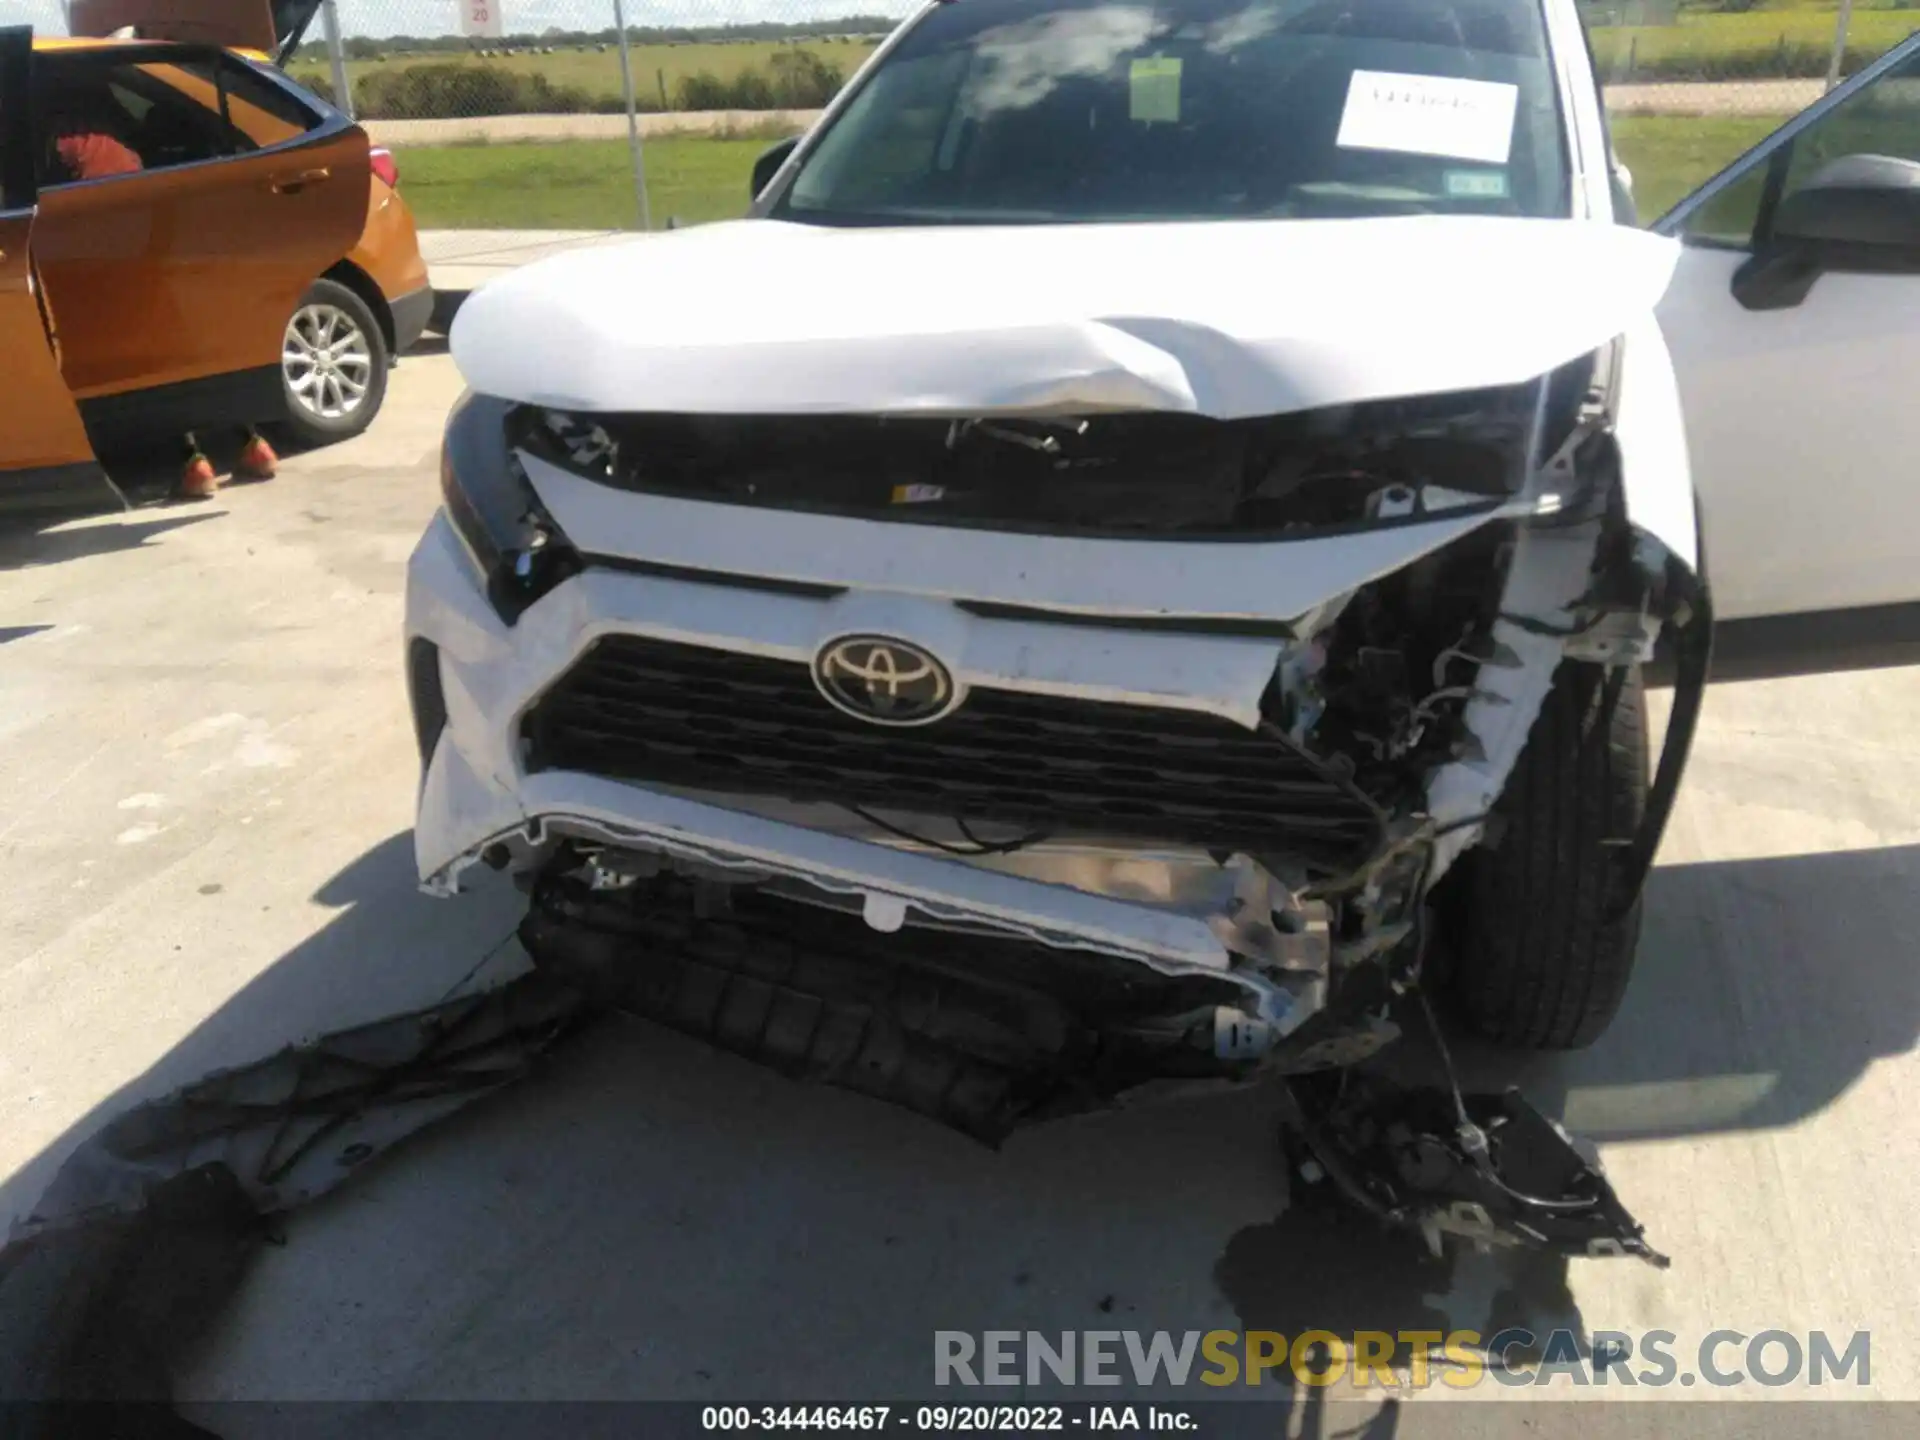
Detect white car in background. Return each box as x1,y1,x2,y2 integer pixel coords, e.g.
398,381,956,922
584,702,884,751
408,0,1920,1257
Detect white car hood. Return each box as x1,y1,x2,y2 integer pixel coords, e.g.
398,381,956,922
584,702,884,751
450,216,1681,420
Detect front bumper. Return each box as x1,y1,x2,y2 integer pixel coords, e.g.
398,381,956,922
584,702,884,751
409,507,1360,1045
409,316,1708,1073
408,496,1604,1067
388,284,435,357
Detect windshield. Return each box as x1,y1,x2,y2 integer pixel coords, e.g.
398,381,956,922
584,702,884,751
772,0,1569,225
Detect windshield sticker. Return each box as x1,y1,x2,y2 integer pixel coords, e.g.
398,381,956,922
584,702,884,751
1336,70,1519,165
1130,56,1183,123
1445,168,1511,199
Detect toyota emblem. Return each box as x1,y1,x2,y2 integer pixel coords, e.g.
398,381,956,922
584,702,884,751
813,635,958,726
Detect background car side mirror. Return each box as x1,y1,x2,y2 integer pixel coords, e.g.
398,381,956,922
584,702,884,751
751,137,801,204
1733,154,1920,311
1609,156,1639,228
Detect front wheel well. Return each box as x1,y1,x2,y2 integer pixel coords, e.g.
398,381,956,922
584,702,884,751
321,259,395,357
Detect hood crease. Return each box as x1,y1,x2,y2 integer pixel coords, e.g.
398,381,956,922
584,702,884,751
451,216,1682,420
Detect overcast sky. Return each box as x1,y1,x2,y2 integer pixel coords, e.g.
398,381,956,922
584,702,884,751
0,0,914,40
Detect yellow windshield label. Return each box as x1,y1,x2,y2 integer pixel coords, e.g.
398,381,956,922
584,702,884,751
1130,56,1182,124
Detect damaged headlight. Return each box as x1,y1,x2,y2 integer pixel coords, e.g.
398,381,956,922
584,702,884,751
440,391,582,623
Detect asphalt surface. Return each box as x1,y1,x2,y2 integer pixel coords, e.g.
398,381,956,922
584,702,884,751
4,349,1920,1430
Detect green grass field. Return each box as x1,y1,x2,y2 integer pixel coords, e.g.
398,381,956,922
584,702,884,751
393,114,1784,232
1589,8,1916,79
397,135,785,229
1610,113,1778,217
291,39,880,110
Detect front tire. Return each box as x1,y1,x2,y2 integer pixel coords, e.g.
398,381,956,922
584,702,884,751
1444,661,1649,1050
276,278,389,448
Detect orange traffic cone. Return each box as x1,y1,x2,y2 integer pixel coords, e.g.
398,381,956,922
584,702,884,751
178,450,219,500
234,431,279,481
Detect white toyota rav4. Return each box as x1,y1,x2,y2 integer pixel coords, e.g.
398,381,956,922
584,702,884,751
410,0,1920,1255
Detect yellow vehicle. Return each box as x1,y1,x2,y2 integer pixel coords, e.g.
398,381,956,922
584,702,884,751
1,1,430,515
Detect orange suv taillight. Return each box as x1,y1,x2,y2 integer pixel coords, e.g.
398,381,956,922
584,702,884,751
370,147,399,189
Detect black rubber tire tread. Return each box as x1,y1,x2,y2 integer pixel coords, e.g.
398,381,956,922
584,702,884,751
1450,661,1649,1050
273,277,390,449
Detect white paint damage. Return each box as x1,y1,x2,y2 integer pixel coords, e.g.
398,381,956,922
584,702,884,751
422,208,1709,1059
451,216,1680,420
1611,311,1701,573
521,452,1514,625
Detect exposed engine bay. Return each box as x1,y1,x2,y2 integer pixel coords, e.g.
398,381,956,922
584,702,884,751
515,377,1542,538
406,318,1709,1268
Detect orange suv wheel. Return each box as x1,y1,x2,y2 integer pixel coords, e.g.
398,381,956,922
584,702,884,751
277,278,390,448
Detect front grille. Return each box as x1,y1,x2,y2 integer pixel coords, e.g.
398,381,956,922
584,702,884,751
521,636,1382,871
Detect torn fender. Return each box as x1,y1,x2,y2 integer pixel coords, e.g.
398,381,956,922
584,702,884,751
1613,312,1701,577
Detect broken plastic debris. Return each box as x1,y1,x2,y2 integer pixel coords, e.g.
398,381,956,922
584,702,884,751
862,891,908,933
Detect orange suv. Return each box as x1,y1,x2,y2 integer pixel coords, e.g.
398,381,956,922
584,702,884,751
1,2,430,515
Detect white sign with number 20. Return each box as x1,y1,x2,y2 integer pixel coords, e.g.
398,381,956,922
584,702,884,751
461,0,504,39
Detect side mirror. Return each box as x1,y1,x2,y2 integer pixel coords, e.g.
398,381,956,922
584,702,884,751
750,137,801,204
1733,154,1920,311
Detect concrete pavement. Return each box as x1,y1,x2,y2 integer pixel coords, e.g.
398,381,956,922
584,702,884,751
422,227,634,297
4,354,1919,1427
368,108,821,148
1603,79,1826,117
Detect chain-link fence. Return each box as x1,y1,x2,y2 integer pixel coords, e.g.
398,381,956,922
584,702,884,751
4,0,1916,231
293,1,912,232
1587,0,1919,216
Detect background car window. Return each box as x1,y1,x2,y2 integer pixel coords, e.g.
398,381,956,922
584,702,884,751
1781,58,1920,190
38,53,319,186
1679,161,1769,248
1,32,32,209
1678,45,1920,250
780,0,1570,225
146,55,321,150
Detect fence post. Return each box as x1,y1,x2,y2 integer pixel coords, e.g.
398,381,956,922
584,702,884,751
320,0,353,119
1826,0,1855,93
612,0,652,231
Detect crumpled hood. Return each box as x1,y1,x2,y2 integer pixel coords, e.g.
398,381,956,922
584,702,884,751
450,216,1681,420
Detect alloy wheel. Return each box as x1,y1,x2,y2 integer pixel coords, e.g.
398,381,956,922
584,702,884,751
284,303,374,422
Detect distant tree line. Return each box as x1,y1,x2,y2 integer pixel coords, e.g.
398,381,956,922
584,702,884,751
298,18,897,62
342,48,848,119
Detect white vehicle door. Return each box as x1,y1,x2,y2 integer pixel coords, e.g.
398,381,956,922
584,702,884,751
1652,31,1920,678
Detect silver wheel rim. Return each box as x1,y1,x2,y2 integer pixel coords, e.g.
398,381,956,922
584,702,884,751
283,303,374,422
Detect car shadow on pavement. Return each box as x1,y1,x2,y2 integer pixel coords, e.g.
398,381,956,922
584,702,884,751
0,446,257,571
3,836,1916,1414
1462,843,1920,1142
0,833,527,1237
0,510,219,572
